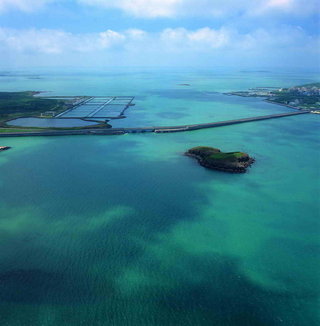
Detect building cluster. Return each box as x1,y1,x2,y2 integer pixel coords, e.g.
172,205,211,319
281,86,320,96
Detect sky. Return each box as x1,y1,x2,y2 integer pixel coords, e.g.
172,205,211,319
0,0,319,69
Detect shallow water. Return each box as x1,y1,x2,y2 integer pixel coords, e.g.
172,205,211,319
0,69,319,326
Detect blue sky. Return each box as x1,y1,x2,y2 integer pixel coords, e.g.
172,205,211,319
0,0,319,68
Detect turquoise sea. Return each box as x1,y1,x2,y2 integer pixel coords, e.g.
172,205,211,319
0,68,319,326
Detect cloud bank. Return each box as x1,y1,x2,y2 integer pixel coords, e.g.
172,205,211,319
0,0,53,12
0,0,318,68
73,0,320,18
0,0,318,17
1,26,318,67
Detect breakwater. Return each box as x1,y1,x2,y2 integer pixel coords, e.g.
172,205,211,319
0,110,310,137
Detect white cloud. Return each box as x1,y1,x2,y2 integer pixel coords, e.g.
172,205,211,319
0,26,318,63
0,28,129,54
0,28,68,53
78,0,319,18
187,27,230,48
78,0,180,18
266,0,293,8
160,27,231,51
125,29,147,39
98,30,126,48
0,0,53,12
18,26,230,54
251,0,317,15
0,0,318,17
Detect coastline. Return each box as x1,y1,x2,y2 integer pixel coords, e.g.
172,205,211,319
226,92,308,111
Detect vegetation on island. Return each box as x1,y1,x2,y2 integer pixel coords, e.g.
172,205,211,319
269,83,320,110
0,128,46,133
186,146,254,173
0,91,69,127
228,83,320,112
0,91,70,133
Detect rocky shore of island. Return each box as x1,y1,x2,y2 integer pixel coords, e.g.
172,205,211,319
186,146,254,173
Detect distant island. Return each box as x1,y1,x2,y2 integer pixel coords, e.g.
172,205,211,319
0,146,10,151
186,146,255,173
227,83,320,113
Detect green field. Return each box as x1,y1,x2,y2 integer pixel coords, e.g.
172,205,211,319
188,146,246,162
0,128,46,133
0,91,69,127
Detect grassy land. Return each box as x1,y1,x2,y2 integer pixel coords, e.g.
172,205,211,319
0,128,46,133
187,146,246,161
186,146,254,173
0,91,70,127
270,93,320,107
212,151,246,160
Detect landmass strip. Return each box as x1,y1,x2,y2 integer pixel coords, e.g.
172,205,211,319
0,82,318,137
0,108,310,137
226,82,320,113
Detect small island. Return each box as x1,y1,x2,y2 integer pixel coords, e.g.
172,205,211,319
0,146,11,151
186,146,254,173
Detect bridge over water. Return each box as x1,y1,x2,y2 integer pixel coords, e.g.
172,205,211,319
0,110,310,137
